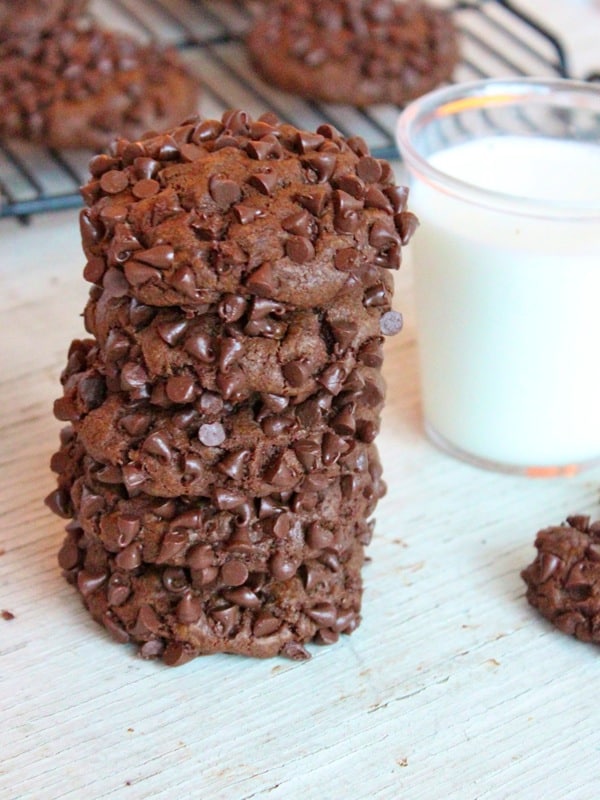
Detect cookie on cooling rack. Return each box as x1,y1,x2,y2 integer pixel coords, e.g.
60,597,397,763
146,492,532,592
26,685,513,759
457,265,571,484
247,0,459,106
0,23,200,150
0,0,88,40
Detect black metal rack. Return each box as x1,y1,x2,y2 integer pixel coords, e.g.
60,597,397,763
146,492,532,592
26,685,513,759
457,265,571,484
0,0,585,222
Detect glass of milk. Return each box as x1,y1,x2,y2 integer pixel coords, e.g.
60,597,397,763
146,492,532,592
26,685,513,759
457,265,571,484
396,78,600,475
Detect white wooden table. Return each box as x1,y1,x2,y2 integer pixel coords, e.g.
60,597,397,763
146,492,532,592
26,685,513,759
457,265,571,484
2,3,600,798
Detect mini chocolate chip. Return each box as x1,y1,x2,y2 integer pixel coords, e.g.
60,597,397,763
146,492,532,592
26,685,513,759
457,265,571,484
303,152,336,183
394,211,420,245
171,266,198,297
136,245,175,269
162,567,189,594
364,283,388,308
321,432,346,466
295,186,329,216
357,420,378,443
187,544,214,570
142,431,172,462
122,464,147,495
281,642,311,661
192,566,219,587
318,364,346,395
249,298,286,320
107,573,130,606
180,143,204,162
45,488,72,519
157,319,189,345
263,452,296,487
216,366,247,401
269,553,297,581
117,515,141,548
335,174,365,199
334,247,361,273
292,439,321,470
314,628,339,646
102,267,129,297
137,639,165,660
245,262,278,296
248,168,278,195
356,156,382,183
223,586,261,609
102,612,130,644
184,331,216,363
233,203,263,225
162,642,195,667
198,422,226,447
281,209,315,239
120,412,151,437
213,487,247,511
124,260,162,287
358,339,384,368
331,405,356,436
219,337,243,372
218,294,248,322
282,359,312,388
329,320,357,350
156,531,188,564
209,173,242,206
306,522,333,550
217,449,250,480
380,310,403,336
58,536,80,570
100,170,128,194
364,186,393,210
132,179,160,199
166,375,196,404
131,604,160,637
221,560,249,587
176,593,202,624
286,235,315,264
307,603,337,628
253,613,281,637
115,543,142,571
77,570,106,597
120,361,149,392
134,156,160,180
196,391,224,415
211,604,239,634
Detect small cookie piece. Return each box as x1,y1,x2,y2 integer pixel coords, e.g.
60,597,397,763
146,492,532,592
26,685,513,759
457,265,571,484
0,0,87,40
0,23,200,150
521,515,600,643
247,0,459,106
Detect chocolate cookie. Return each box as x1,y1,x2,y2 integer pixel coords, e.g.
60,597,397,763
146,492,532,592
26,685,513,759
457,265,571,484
46,109,416,663
0,0,87,40
0,23,200,150
522,515,600,644
246,0,459,106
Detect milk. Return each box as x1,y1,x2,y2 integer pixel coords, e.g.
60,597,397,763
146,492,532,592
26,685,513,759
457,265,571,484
409,135,600,471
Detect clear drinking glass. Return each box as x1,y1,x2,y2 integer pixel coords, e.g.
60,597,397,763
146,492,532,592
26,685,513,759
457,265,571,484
396,78,600,476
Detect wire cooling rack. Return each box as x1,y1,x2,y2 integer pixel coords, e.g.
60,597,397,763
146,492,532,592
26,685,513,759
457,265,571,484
0,0,579,222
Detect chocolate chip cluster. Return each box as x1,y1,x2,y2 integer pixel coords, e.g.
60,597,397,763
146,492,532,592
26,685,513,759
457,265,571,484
0,2,199,150
46,110,417,664
522,515,600,644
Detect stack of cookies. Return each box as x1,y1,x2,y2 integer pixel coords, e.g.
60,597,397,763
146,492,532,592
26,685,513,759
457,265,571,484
0,0,199,150
45,109,417,664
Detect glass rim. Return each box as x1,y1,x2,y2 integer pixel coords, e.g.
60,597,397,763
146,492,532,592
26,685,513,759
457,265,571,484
395,77,600,220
